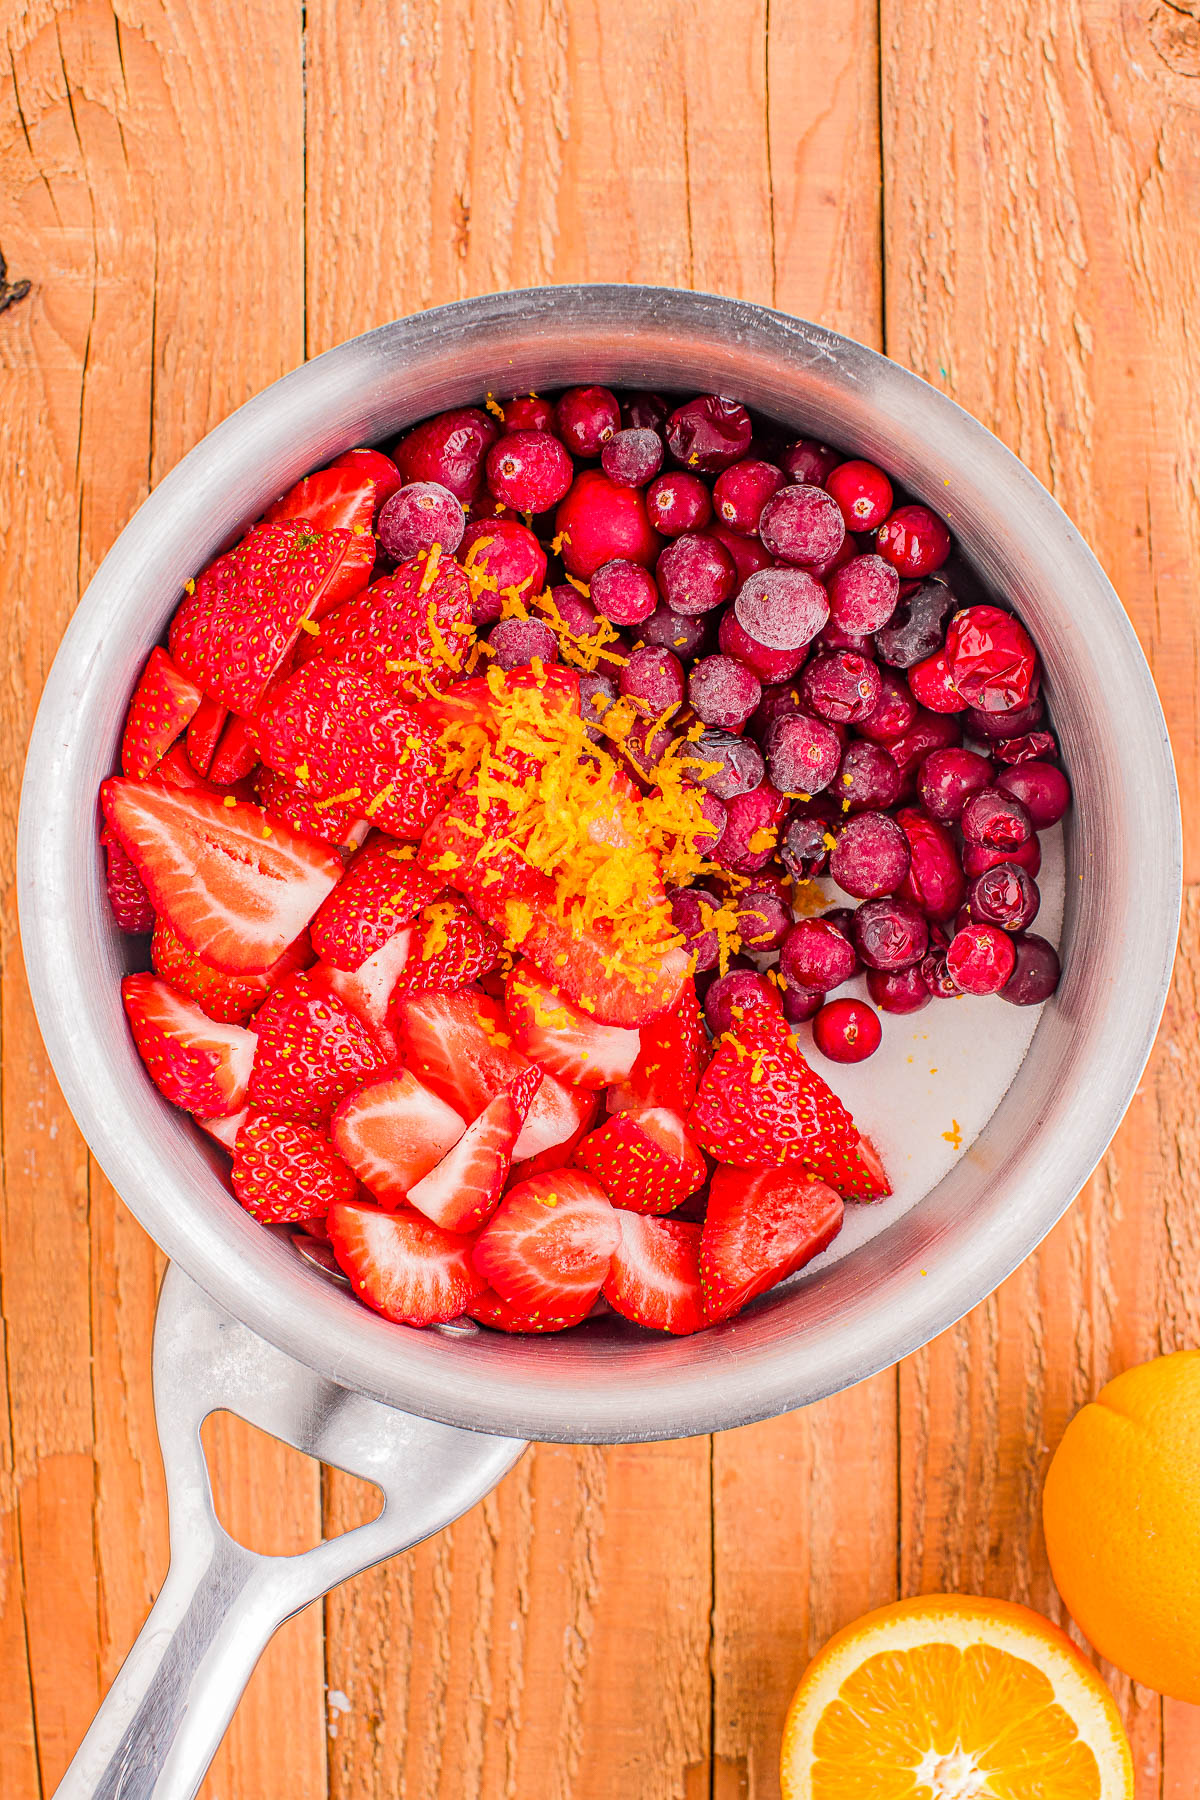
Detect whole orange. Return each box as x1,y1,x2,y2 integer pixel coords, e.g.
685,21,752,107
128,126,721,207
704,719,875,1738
1043,1348,1200,1702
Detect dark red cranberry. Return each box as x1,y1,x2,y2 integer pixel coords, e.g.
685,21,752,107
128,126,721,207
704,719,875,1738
666,395,753,472
694,790,728,852
601,427,664,488
852,896,929,972
945,605,1039,714
867,965,931,1015
835,740,902,813
547,582,602,639
736,879,792,953
766,712,841,796
826,554,900,636
686,729,765,800
780,918,858,992
946,922,1016,995
781,806,836,882
394,406,499,503
556,471,661,578
669,884,723,969
813,997,881,1063
619,645,685,714
556,386,620,457
734,568,830,652
467,493,517,524
579,672,619,735
622,391,669,431
704,965,781,1034
486,430,574,513
857,670,919,745
748,681,807,745
781,439,840,484
331,446,404,510
886,710,963,781
645,472,713,536
718,608,807,684
782,984,823,1023
590,558,659,627
967,863,1040,932
960,787,1033,852
713,460,785,534
759,484,846,567
459,518,547,623
830,810,910,899
801,652,882,725
377,481,465,559
488,616,558,670
501,394,555,431
920,947,961,999
876,504,952,577
656,532,738,616
916,747,994,822
991,731,1058,766
825,461,894,532
816,620,875,657
639,604,710,658
968,695,1045,740
895,808,966,920
995,761,1070,829
908,650,968,714
711,783,787,873
962,835,1041,880
875,577,956,669
688,655,762,731
620,716,680,783
709,523,774,585
1000,934,1061,1005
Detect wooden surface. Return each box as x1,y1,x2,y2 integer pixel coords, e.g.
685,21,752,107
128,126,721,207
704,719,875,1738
1,1,1198,1794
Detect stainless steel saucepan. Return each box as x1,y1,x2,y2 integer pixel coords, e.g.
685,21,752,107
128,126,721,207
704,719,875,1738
17,286,1180,1800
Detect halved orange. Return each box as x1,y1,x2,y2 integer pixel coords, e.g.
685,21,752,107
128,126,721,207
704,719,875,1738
780,1595,1132,1800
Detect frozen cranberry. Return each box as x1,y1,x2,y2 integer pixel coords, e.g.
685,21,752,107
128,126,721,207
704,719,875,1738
801,652,882,726
781,805,836,882
962,835,1041,880
547,582,602,639
718,608,807,684
459,518,547,623
867,965,931,1015
852,896,929,972
946,605,1039,713
748,682,806,744
640,604,711,659
695,790,729,852
711,783,787,873
709,524,774,585
816,620,875,658
501,394,555,431
377,481,466,560
591,559,659,627
618,644,685,714
995,761,1070,830
896,808,966,920
657,533,737,616
826,554,900,637
857,670,919,745
646,472,713,536
876,577,956,669
394,407,499,504
467,494,517,525
555,386,620,457
908,650,967,714
760,485,846,567
686,729,765,800
713,460,785,534
876,504,952,577
556,471,661,578
835,740,902,813
670,884,723,970
946,922,1016,995
813,998,881,1064
824,460,894,532
485,430,573,513
331,447,404,510
1000,933,1061,1005
783,984,823,1023
688,655,762,731
704,965,781,1035
921,947,961,998
735,568,829,652
602,427,664,488
488,616,558,670
961,787,1032,853
916,747,994,823
766,712,841,796
830,811,910,899
781,439,840,484
622,392,669,430
620,715,680,783
887,710,963,782
737,881,792,953
967,863,1040,932
968,696,1044,741
806,536,858,582
991,731,1058,766
666,395,753,472
579,673,619,734
780,918,857,992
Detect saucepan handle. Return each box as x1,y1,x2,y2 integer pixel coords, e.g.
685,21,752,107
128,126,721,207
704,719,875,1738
52,1264,526,1800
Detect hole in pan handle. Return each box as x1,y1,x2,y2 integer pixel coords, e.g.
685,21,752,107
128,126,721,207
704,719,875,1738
52,1263,526,1800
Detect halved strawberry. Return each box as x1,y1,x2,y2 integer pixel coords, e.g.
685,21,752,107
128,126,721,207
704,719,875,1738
198,1107,248,1152
471,1170,619,1313
306,555,475,699
505,962,641,1089
406,1090,527,1232
699,1165,844,1323
231,1111,357,1224
468,1286,596,1334
248,970,392,1125
122,972,256,1116
389,897,502,995
603,1213,706,1335
608,980,709,1113
152,920,312,1025
576,1106,706,1215
155,741,224,795
101,825,154,932
264,467,377,610
315,929,413,1054
208,714,258,785
331,1069,466,1207
187,694,228,777
309,834,438,971
121,646,204,779
327,1199,487,1326
255,766,368,849
687,1010,889,1200
101,777,342,974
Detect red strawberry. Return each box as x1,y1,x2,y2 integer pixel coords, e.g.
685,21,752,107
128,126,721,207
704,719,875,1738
231,1111,357,1223
330,446,403,511
101,776,342,974
406,1090,528,1232
253,660,451,839
198,1107,248,1152
255,766,367,849
315,929,413,1054
101,825,154,932
248,970,392,1125
468,1286,596,1334
699,1165,844,1322
310,834,438,971
603,1213,706,1335
331,1069,466,1207
608,981,709,1113
122,972,256,1116
471,1170,620,1313
389,897,503,994
208,714,258,784
687,1011,889,1199
508,1095,599,1183
505,962,641,1089
327,1199,487,1327
305,555,475,699
121,646,204,779
264,466,377,613
576,1106,706,1215
155,741,225,795
169,520,355,714
151,920,311,1025
187,694,228,777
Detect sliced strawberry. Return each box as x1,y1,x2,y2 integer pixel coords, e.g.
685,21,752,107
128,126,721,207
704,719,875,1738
197,1107,248,1152
608,980,709,1113
508,1097,599,1183
327,1199,487,1326
151,920,312,1025
155,741,223,795
122,972,256,1116
471,1170,619,1313
576,1105,706,1215
208,714,258,785
331,1069,466,1207
101,776,342,974
101,825,154,932
406,1090,527,1232
187,694,228,777
468,1286,596,1334
520,915,690,1032
854,1135,892,1200
315,929,413,1054
389,897,503,995
700,1165,844,1322
263,467,377,612
306,555,475,699
121,646,204,779
687,1010,888,1199
309,834,438,971
330,447,403,511
505,962,641,1089
603,1213,706,1335
231,1111,357,1224
248,970,392,1125
515,1075,597,1162
169,520,354,713
254,766,367,849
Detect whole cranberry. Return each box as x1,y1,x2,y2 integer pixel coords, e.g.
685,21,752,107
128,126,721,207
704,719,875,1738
747,681,807,744
710,523,775,585
640,604,710,659
657,533,738,616
713,459,785,534
688,655,762,731
824,460,894,532
331,446,404,510
711,783,788,873
852,896,929,972
760,484,846,567
908,650,968,714
783,984,824,1023
967,863,1040,932
686,728,765,800
969,695,1045,740
377,481,466,559
718,608,807,684
556,470,661,578
556,386,620,457
488,616,558,670
947,922,1016,995
962,835,1041,880
781,439,841,484
960,787,1033,852
830,810,910,899
826,554,901,636
602,428,664,488
736,879,792,953
995,760,1071,829
670,884,723,969
704,965,781,1035
619,644,685,713
856,669,919,744
875,576,957,669
734,568,830,652
781,806,837,882
816,620,876,657
590,559,659,627
486,430,574,512
945,605,1039,713
459,518,547,623
895,807,966,920
646,472,713,536
991,730,1058,766
1000,933,1061,1005
801,652,882,725
780,918,858,992
622,391,669,430
547,582,602,639
666,395,753,472
394,406,499,503
917,747,994,822
766,712,842,796
813,997,882,1064
501,394,555,431
920,946,961,999
886,710,963,781
876,504,952,577
835,740,902,813
580,672,619,735
867,965,931,1015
